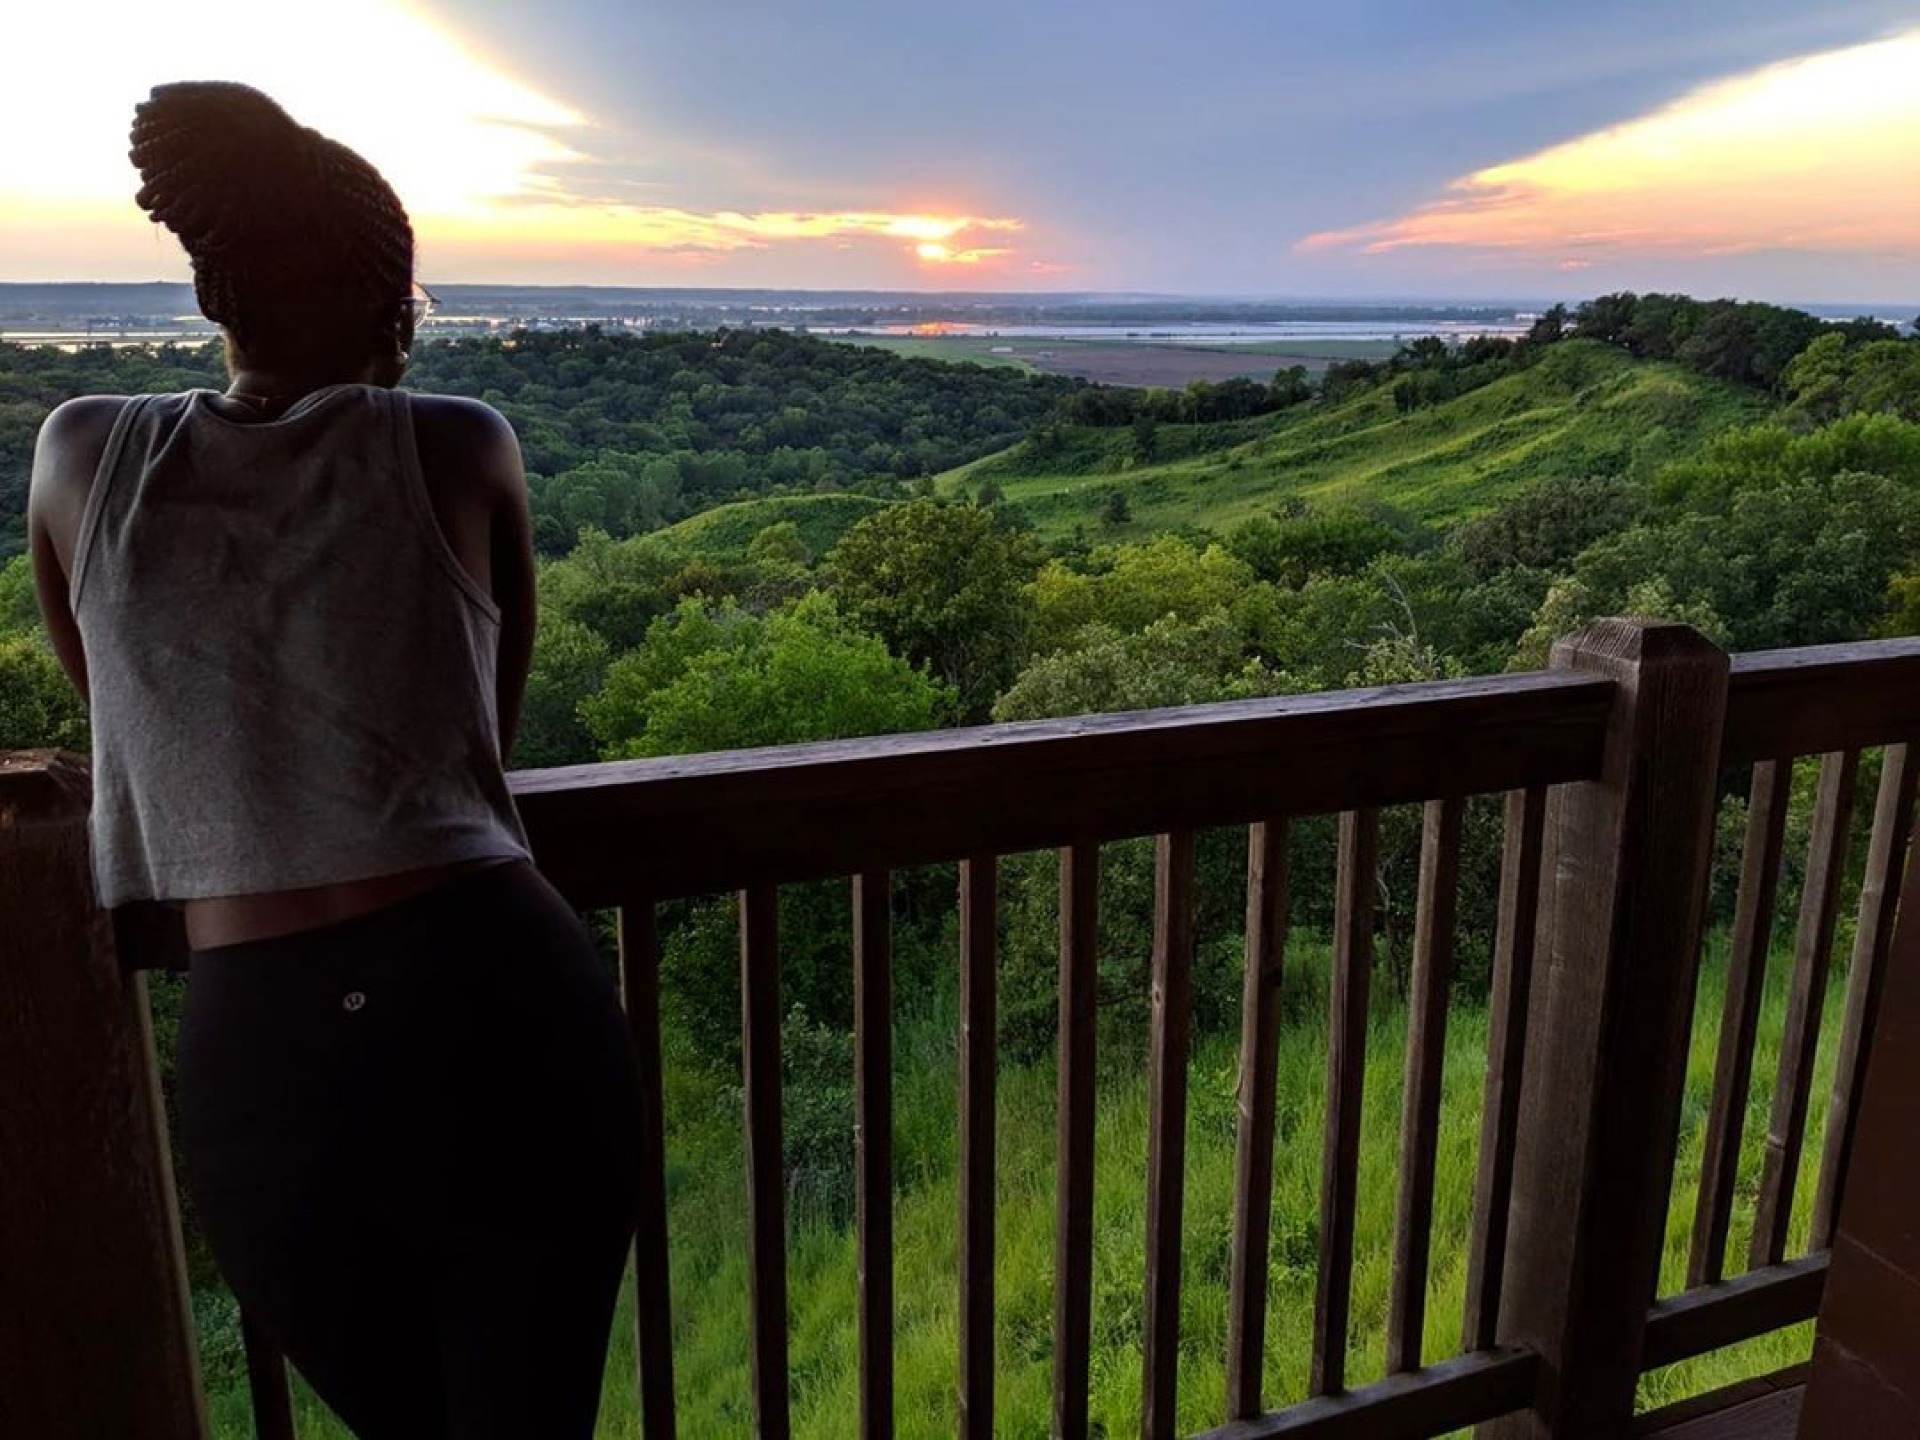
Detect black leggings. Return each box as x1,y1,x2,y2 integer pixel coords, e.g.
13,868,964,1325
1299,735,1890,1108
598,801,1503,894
178,862,642,1440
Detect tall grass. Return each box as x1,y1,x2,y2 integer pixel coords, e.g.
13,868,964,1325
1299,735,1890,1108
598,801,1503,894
205,926,1841,1437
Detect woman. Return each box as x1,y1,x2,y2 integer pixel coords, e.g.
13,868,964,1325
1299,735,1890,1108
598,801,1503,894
27,82,641,1439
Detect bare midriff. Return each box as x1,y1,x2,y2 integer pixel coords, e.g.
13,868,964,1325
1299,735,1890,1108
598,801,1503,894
183,856,514,950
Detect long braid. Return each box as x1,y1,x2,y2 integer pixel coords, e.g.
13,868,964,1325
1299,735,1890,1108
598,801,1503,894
128,82,414,356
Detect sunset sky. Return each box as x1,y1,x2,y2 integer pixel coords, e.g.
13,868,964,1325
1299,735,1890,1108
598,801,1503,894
5,0,1918,303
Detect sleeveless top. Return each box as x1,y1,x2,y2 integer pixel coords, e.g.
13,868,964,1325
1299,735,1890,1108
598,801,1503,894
71,385,531,907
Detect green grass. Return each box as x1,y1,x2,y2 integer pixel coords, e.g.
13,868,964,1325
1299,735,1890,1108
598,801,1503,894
204,924,1840,1437
642,493,893,563
943,341,1769,537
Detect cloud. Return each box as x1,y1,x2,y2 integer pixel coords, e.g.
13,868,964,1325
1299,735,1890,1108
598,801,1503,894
1298,29,1920,269
427,205,1029,272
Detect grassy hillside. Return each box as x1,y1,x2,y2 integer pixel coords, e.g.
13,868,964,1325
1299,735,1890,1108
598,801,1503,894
642,492,892,562
947,341,1769,539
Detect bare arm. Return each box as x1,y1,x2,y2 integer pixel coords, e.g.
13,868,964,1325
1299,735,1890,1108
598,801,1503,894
489,440,536,764
26,396,124,703
409,394,535,763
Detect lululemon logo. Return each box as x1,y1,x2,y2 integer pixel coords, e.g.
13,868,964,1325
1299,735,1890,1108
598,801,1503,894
343,991,367,1013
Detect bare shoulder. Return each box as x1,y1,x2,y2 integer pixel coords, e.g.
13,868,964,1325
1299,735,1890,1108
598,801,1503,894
30,395,131,563
406,394,522,470
34,394,128,474
405,392,527,534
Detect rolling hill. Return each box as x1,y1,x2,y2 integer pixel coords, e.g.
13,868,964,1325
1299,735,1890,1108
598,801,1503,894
943,340,1769,539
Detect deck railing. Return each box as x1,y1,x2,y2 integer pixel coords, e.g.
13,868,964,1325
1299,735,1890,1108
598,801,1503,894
7,617,1920,1439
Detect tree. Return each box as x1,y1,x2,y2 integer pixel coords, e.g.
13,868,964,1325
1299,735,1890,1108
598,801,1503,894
825,500,1039,720
583,592,949,758
1454,476,1644,581
1225,509,1404,588
510,617,612,769
1269,365,1313,408
993,610,1290,723
746,519,810,568
1525,305,1569,347
0,634,88,750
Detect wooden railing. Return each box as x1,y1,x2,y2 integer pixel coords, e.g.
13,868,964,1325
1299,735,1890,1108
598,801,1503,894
7,618,1920,1440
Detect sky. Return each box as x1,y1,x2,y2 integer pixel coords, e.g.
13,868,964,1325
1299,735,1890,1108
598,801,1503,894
4,0,1918,303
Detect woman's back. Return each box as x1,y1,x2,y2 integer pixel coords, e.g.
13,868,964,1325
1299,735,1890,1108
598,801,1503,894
71,384,530,909
30,385,537,946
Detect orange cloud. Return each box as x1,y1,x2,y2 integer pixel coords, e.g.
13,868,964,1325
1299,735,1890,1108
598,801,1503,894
430,204,1026,269
1300,30,1920,266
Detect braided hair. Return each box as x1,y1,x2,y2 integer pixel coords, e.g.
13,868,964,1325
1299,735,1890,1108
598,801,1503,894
129,82,415,369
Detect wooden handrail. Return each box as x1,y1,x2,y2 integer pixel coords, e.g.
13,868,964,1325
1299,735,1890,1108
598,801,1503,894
1724,637,1920,761
514,670,1613,905
22,626,1920,1440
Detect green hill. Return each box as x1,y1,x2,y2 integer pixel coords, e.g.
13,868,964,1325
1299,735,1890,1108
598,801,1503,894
947,341,1769,539
642,492,891,561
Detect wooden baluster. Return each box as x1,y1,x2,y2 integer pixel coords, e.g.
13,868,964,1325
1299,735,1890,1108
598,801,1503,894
854,873,894,1439
1312,809,1380,1398
959,857,997,1439
1812,744,1919,1249
740,885,791,1438
1054,844,1099,1440
1226,820,1291,1419
241,1312,296,1440
1388,798,1466,1374
1751,750,1860,1269
618,901,678,1439
1687,761,1794,1287
1462,788,1547,1352
1481,619,1728,1440
1142,830,1199,1438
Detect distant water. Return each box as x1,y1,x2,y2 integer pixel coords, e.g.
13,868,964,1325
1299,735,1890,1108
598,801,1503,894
812,319,1531,344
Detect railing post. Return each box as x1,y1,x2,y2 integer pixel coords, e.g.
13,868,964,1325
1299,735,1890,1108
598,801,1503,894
0,752,206,1440
1480,620,1728,1438
1801,835,1920,1431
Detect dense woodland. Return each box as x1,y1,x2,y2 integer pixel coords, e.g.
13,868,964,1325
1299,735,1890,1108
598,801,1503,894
5,292,1918,1433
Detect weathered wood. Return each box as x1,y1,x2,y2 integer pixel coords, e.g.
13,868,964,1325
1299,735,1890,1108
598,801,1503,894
1053,844,1099,1440
0,752,207,1440
514,672,1611,906
1142,831,1199,1438
853,873,894,1440
1481,620,1729,1440
1802,814,1920,1433
1811,744,1918,1248
240,1312,294,1440
1640,1257,1827,1370
1196,1348,1540,1440
1750,750,1859,1269
1312,809,1380,1398
1635,1367,1807,1438
739,885,791,1439
1227,820,1292,1419
1724,638,1920,763
1688,761,1794,1288
1462,788,1547,1352
1388,798,1466,1374
618,901,678,1440
958,857,997,1439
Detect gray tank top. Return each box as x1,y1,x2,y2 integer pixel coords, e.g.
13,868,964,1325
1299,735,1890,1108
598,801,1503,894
71,385,531,907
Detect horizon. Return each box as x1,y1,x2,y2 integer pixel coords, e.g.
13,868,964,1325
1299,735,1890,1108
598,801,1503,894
3,280,1912,319
7,1,1920,303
